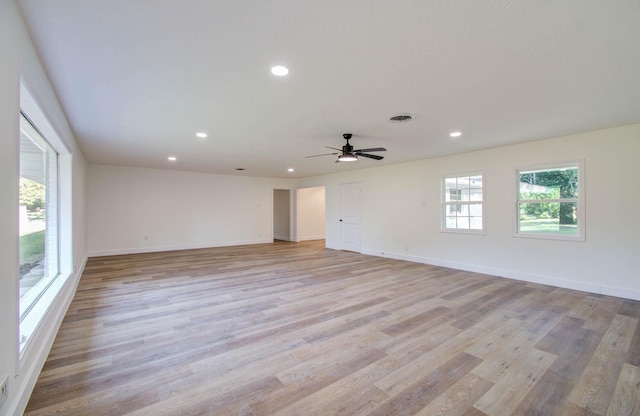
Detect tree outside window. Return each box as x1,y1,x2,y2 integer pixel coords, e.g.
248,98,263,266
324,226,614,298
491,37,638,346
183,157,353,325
516,164,583,239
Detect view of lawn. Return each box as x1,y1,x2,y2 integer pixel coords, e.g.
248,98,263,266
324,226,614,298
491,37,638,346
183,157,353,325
20,230,45,264
519,218,577,234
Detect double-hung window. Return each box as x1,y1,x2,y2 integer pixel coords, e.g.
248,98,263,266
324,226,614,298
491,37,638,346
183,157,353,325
515,162,584,240
441,173,484,233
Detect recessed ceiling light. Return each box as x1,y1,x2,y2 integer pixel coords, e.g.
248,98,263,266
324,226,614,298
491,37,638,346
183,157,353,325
167,156,177,161
196,132,207,138
450,131,462,138
389,114,413,123
287,168,294,172
271,65,289,76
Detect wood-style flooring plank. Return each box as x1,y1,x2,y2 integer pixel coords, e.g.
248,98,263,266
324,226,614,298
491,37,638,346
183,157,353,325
607,363,640,416
567,314,638,414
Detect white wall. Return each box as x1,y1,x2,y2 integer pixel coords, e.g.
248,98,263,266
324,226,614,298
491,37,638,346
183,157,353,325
0,1,88,414
87,165,294,255
297,186,326,241
273,189,291,241
296,124,640,300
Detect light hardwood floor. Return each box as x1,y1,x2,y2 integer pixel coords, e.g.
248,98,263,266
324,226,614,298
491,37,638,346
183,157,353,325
25,240,640,415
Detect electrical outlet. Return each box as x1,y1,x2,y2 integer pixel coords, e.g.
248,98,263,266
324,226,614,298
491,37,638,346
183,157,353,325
0,374,7,409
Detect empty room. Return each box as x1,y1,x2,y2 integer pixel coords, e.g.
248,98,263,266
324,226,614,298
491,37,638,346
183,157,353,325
2,1,640,415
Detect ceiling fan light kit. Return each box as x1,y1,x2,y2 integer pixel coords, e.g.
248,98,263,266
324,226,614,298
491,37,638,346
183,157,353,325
306,133,387,163
338,154,358,162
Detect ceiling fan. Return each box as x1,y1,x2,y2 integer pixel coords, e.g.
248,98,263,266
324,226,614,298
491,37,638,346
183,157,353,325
306,133,387,163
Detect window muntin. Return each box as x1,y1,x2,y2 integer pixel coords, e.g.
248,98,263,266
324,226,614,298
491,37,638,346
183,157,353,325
442,174,484,232
516,163,583,240
19,113,59,320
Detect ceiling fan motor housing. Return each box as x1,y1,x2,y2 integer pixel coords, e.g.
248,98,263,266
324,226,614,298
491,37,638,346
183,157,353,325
343,133,354,153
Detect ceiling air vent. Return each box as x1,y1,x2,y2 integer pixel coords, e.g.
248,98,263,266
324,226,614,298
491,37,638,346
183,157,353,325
389,114,414,123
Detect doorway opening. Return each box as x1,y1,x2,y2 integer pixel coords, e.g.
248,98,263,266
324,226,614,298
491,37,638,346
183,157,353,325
273,189,291,242
296,186,326,242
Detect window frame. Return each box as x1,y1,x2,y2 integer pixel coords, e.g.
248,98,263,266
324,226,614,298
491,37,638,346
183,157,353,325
513,160,585,241
19,80,73,359
440,171,485,235
19,112,60,319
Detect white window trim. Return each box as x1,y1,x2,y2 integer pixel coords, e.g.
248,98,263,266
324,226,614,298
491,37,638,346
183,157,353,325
513,159,585,242
440,171,486,235
19,80,74,358
19,113,60,318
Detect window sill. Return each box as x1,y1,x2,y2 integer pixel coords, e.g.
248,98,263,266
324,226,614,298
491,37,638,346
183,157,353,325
20,271,71,359
512,232,585,242
439,228,486,236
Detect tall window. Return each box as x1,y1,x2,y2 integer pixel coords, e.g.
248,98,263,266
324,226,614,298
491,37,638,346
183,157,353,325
442,173,484,232
19,81,72,356
19,113,59,318
516,162,584,240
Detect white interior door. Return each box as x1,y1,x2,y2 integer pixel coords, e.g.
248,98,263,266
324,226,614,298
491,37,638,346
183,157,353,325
340,182,362,252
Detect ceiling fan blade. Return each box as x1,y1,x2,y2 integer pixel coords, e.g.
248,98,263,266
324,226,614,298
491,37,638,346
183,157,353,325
354,147,387,153
305,152,339,158
358,153,384,160
326,146,343,151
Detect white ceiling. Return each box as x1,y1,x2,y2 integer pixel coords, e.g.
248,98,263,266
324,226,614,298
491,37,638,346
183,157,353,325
18,0,640,178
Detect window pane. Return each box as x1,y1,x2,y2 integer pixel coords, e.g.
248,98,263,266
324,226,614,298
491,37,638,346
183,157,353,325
470,186,482,201
446,204,461,215
445,216,457,228
445,178,458,201
19,114,59,318
519,202,577,235
447,188,461,203
519,167,578,199
469,204,482,216
460,186,470,202
470,217,483,230
456,217,470,229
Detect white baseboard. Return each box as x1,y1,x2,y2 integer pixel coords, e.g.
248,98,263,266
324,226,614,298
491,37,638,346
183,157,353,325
88,239,274,257
9,255,88,416
299,235,325,241
361,248,640,301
